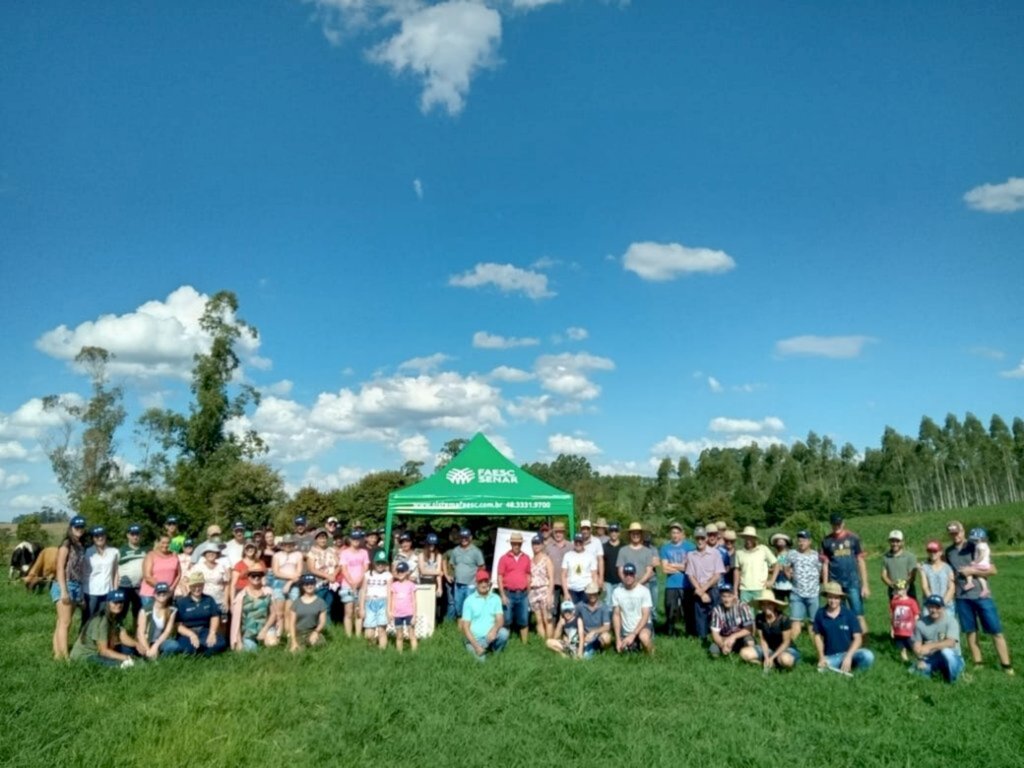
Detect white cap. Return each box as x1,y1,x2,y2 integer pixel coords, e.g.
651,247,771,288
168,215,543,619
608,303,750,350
888,529,904,541
580,519,592,528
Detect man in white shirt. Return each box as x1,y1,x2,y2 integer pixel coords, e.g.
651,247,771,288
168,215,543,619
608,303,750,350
222,520,248,568
612,563,653,654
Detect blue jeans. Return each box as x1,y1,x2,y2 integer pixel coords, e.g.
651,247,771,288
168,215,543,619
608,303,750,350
316,587,335,620
823,649,874,672
836,580,864,616
85,644,139,667
693,589,719,641
453,584,473,620
503,590,529,629
83,594,107,624
179,632,228,657
912,649,965,682
465,627,510,659
955,596,1004,635
788,594,819,622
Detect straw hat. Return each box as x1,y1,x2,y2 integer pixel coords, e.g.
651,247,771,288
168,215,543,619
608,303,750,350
754,589,785,606
740,526,759,539
821,581,846,598
628,522,644,532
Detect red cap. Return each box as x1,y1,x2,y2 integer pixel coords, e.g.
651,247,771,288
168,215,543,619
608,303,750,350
926,540,941,553
475,568,491,582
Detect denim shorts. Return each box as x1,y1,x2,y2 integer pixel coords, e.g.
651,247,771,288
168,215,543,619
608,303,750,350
788,594,819,621
363,598,387,629
955,596,1003,635
339,585,358,604
755,645,800,663
50,580,83,604
272,583,299,602
394,615,413,627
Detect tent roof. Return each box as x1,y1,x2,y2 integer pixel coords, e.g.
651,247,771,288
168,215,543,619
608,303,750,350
387,433,574,518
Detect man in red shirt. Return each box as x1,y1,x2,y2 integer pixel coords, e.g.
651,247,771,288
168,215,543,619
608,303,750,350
498,532,532,643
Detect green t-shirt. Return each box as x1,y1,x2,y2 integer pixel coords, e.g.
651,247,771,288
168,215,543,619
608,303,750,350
71,614,113,661
883,550,917,584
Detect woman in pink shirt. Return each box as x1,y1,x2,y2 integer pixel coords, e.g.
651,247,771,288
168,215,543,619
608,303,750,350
337,531,370,637
141,535,181,609
388,561,418,652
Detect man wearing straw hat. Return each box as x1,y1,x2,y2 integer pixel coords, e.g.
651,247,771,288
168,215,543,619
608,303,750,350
616,522,657,599
812,581,874,675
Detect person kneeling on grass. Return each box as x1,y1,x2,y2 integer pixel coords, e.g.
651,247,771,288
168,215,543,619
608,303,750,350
612,563,654,655
576,583,613,658
546,601,585,658
231,564,278,652
361,550,393,650
389,561,418,653
289,574,327,652
709,585,754,658
910,595,965,683
71,589,140,667
812,581,874,675
461,568,509,660
175,572,228,656
137,582,183,658
743,590,799,670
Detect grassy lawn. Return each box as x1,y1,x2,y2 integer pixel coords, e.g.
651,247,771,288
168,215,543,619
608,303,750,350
2,550,1021,768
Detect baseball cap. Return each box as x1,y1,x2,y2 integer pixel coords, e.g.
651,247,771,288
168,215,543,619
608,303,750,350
70,516,86,528
315,529,328,539
830,514,844,525
399,532,412,541
622,563,637,576
693,526,707,538
888,530,904,541
373,550,388,564
719,583,734,593
326,516,339,524
154,582,170,594
968,528,987,542
459,528,472,538
531,534,544,545
668,521,683,531
426,533,438,545
294,516,307,525
475,568,491,582
580,519,592,528
300,573,317,585
925,595,945,608
107,589,126,603
926,540,941,553
127,524,142,534
573,533,585,542
797,530,812,539
183,538,195,547
232,520,245,530
91,526,107,536
396,561,410,573
165,516,179,525
560,600,576,612
946,520,964,533
608,523,620,532
350,530,365,539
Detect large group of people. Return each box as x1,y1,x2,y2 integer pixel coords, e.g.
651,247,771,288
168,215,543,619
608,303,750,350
47,512,1013,681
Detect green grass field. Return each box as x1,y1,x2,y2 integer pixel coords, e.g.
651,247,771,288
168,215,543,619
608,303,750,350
2,551,1021,767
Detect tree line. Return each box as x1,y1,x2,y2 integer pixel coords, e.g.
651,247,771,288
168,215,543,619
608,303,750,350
22,290,1024,542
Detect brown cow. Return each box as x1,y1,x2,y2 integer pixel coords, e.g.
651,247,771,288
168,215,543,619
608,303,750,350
24,546,59,591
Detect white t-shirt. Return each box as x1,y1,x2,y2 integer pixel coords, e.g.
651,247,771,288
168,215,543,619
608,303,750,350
85,546,120,596
562,550,598,591
222,539,246,568
612,583,653,634
583,538,604,567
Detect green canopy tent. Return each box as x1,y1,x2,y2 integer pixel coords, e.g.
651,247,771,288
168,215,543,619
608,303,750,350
385,433,575,549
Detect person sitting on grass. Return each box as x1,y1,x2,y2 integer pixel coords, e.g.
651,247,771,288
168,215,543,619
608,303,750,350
576,583,613,658
136,581,182,658
389,561,418,653
289,574,327,652
546,601,584,659
889,579,919,662
461,568,509,660
910,595,965,683
708,584,754,659
360,550,393,650
175,571,228,656
812,581,874,675
71,589,140,667
612,563,654,655
743,590,799,671
230,563,278,652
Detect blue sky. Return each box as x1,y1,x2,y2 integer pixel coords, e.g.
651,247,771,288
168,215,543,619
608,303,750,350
1,1,1022,519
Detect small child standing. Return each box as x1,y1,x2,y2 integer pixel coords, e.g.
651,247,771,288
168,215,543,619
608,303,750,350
964,528,992,598
889,580,919,662
360,550,393,649
546,601,584,659
389,561,418,652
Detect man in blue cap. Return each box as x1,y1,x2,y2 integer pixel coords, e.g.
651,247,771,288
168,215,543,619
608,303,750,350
911,594,965,682
119,523,148,630
448,528,485,619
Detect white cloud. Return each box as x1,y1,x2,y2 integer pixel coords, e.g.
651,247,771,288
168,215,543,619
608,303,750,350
709,416,785,434
531,256,560,270
594,460,645,476
707,376,723,393
303,464,374,492
472,331,540,349
775,334,876,359
34,286,265,381
397,433,432,463
511,0,563,8
228,397,338,463
535,352,614,400
732,382,763,393
413,177,423,199
484,433,515,460
0,441,30,460
0,468,30,490
651,433,785,459
369,1,502,115
963,177,1024,213
261,379,295,396
548,433,602,456
449,262,554,299
506,394,580,424
622,241,736,281
0,395,85,441
1001,359,1024,379
398,353,451,373
9,493,64,511
565,326,588,341
488,365,534,383
969,346,1005,361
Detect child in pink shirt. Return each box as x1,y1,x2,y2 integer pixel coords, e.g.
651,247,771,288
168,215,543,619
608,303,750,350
389,561,418,652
